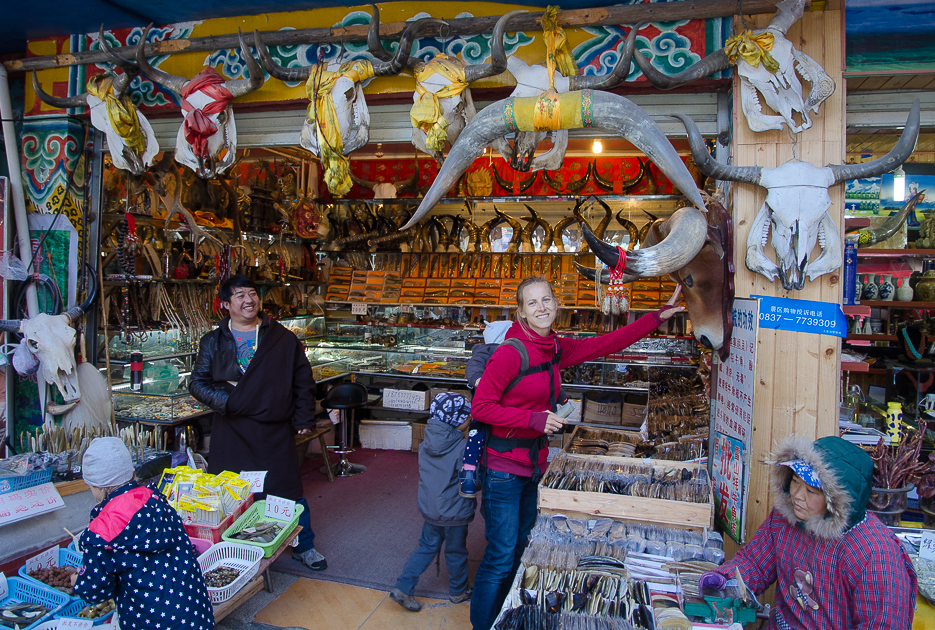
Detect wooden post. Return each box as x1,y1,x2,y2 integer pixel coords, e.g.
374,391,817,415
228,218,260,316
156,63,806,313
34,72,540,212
728,6,845,552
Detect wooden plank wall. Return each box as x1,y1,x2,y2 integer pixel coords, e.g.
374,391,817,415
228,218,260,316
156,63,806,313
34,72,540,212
728,7,845,550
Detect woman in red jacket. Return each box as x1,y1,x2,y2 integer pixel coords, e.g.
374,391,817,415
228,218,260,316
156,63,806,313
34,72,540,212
469,276,684,630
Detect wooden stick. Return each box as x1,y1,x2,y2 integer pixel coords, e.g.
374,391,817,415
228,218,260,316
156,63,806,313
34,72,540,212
6,0,780,73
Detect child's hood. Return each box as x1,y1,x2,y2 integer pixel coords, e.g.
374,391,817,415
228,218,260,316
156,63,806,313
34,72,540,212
423,419,465,457
85,483,183,553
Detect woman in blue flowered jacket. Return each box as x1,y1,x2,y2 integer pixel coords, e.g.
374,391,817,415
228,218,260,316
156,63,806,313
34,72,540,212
74,438,214,630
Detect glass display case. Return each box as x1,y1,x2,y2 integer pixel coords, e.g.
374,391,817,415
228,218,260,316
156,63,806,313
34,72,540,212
113,386,211,424
561,361,651,391
103,328,200,363
385,352,468,381
280,315,325,341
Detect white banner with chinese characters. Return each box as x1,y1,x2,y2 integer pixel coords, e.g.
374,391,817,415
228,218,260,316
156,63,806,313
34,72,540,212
712,298,758,544
0,482,66,527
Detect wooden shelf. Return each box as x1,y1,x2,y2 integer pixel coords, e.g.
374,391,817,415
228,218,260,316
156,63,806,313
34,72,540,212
858,301,935,309
842,305,872,316
847,334,897,341
842,361,871,372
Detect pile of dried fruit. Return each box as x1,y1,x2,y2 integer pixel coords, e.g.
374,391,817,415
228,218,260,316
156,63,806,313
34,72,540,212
78,599,115,619
27,564,76,594
204,566,241,588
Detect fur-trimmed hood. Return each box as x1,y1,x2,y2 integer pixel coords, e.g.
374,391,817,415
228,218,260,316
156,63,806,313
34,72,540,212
768,435,874,541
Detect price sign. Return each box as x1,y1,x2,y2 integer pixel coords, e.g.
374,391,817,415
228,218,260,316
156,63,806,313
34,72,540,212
0,482,65,527
752,295,847,338
264,495,296,521
25,546,59,573
58,618,94,629
921,531,935,561
351,303,368,315
0,573,7,600
239,471,267,493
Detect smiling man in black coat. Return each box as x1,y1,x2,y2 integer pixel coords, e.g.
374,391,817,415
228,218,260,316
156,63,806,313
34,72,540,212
189,274,326,571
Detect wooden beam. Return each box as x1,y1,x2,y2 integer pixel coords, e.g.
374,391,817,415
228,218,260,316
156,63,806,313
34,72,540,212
4,0,780,73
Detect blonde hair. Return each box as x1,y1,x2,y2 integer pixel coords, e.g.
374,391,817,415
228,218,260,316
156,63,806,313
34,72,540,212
514,276,559,336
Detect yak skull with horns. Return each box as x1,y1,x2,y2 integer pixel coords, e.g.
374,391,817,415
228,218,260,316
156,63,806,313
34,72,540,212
34,26,159,175
0,274,98,407
677,100,921,291
137,26,264,179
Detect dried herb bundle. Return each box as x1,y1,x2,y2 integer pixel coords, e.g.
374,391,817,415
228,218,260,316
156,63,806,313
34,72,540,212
867,420,930,489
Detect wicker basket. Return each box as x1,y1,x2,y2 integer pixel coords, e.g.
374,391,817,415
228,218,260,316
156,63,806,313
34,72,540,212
0,577,70,630
221,500,304,558
18,547,84,586
197,542,264,604
0,468,53,494
54,598,116,626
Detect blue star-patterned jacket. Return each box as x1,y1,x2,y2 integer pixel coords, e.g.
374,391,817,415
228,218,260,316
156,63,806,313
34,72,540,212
75,481,214,630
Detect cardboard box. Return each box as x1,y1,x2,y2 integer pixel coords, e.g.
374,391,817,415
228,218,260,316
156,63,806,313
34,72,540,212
383,388,432,411
360,420,412,450
583,398,622,425
620,403,645,429
411,422,427,452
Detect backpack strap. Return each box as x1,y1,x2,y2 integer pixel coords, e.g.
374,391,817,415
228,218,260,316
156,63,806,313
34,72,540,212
500,337,563,411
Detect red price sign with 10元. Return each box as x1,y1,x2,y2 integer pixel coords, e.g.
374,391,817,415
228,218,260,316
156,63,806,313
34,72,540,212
264,495,295,521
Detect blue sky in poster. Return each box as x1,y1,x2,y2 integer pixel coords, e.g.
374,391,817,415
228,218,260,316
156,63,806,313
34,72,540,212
846,0,935,71
880,173,935,211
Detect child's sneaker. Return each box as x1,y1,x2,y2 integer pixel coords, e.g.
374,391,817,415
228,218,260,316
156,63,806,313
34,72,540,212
450,587,472,604
459,468,477,498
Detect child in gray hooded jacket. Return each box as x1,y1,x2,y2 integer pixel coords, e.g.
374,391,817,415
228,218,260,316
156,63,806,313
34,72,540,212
390,392,475,611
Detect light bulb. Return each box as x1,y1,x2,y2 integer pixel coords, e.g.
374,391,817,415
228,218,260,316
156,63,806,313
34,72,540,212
375,143,384,158
592,139,603,154
893,165,906,202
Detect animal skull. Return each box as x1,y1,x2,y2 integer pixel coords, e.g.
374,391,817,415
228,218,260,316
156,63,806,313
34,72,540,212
137,26,264,178
676,100,921,290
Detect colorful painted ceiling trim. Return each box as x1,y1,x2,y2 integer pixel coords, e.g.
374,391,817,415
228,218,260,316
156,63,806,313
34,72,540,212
27,2,730,118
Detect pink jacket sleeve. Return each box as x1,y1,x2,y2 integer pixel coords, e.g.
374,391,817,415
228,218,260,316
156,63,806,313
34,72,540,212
559,311,663,368
471,345,548,432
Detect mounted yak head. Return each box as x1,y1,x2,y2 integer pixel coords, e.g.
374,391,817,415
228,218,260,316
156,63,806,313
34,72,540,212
137,26,264,179
404,89,707,230
580,200,735,360
676,100,920,290
489,26,639,172
34,26,158,175
255,10,441,195
633,0,834,133
0,274,98,405
367,9,523,165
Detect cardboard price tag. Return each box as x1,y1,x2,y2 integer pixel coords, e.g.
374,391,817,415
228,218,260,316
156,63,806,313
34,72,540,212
921,531,935,561
351,303,368,315
264,495,296,521
239,471,267,494
25,546,59,573
58,618,94,629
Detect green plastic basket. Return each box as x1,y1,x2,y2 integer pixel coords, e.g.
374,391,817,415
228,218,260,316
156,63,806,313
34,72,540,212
221,500,303,558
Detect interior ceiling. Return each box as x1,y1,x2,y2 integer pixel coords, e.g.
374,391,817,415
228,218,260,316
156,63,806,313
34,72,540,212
0,0,620,55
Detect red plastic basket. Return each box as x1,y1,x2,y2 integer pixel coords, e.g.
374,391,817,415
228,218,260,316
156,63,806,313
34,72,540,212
184,494,254,544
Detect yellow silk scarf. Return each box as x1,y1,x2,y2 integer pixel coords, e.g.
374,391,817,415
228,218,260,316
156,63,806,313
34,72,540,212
305,60,375,196
505,90,593,133
410,55,469,152
86,74,147,155
725,30,780,73
541,6,579,89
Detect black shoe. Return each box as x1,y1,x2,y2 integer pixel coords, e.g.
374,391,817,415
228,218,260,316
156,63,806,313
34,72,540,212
293,548,327,571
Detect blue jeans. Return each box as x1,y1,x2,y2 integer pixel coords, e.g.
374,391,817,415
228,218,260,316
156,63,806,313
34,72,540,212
470,468,539,630
293,497,317,554
394,521,470,597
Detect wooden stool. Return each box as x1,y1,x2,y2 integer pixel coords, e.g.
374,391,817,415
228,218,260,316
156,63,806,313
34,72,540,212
295,426,335,482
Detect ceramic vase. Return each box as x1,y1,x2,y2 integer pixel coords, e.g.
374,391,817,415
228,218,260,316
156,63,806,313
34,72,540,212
855,275,863,302
916,270,935,302
896,277,914,302
863,274,879,301
879,274,895,301
862,317,874,335
886,401,903,445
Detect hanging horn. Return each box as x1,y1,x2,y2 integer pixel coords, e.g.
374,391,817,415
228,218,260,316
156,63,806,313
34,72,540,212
372,17,445,76
568,25,638,90
463,10,526,83
673,113,762,185
632,23,731,90
32,72,88,110
582,207,707,278
224,31,265,98
852,190,926,247
829,100,921,184
98,25,140,97
65,264,100,324
367,4,394,63
254,30,312,81
136,24,189,95
0,319,23,333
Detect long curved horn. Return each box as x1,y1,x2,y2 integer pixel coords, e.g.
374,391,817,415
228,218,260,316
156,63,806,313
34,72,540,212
852,190,926,247
254,30,312,82
65,263,100,324
350,172,377,191
32,72,88,110
829,100,920,184
582,208,707,278
136,24,189,95
0,319,23,333
403,90,707,229
225,31,265,98
568,25,637,90
673,113,762,185
372,17,445,77
632,22,731,90
367,4,394,62
99,25,139,97
463,10,526,83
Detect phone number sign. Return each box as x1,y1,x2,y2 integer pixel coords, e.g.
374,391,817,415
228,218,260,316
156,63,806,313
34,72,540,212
753,295,847,338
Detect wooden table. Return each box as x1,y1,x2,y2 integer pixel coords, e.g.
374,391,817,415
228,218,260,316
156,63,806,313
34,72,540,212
212,525,302,623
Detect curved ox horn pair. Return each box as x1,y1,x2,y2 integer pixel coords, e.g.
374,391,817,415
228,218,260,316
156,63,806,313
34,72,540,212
675,99,922,186
33,25,141,109
567,24,640,91
137,25,263,98
0,264,100,333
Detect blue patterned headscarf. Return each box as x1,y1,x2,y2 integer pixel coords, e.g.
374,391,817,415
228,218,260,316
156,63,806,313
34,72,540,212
429,392,471,427
779,459,823,489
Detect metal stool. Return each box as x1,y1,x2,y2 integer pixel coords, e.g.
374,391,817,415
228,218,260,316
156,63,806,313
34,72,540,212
321,382,368,477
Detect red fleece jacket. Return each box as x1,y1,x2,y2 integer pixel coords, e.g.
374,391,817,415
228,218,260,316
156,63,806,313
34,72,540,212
472,311,664,476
